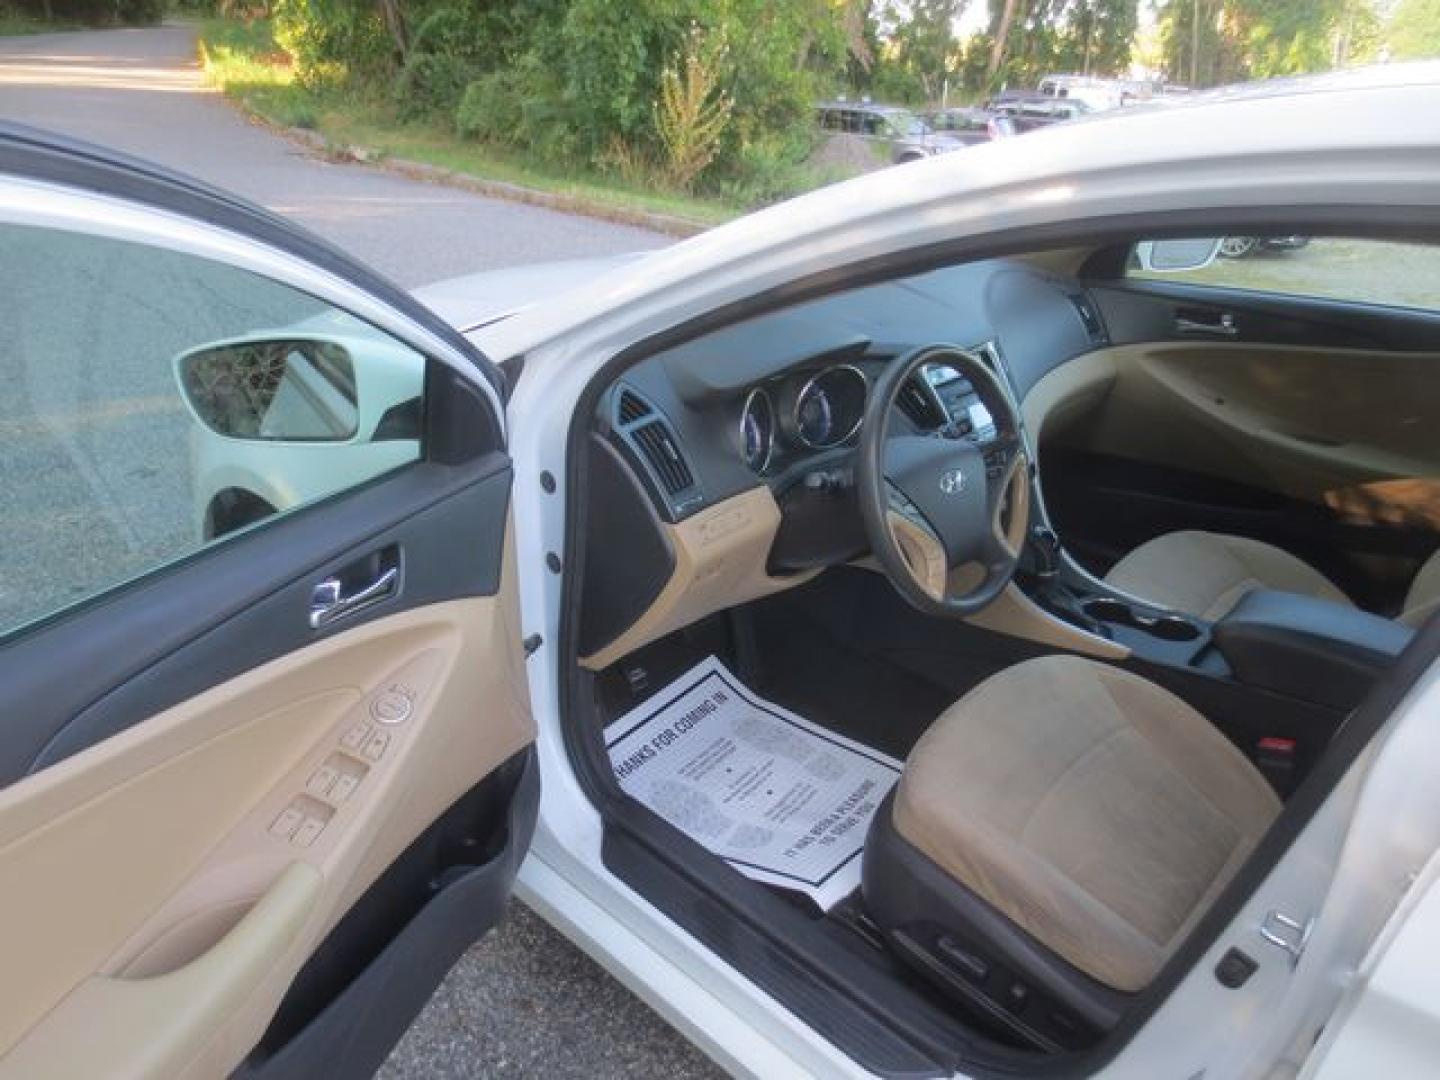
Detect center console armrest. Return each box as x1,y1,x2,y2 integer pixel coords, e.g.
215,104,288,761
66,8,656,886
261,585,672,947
1213,589,1413,711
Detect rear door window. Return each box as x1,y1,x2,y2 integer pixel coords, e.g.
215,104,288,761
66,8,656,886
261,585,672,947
1130,237,1440,313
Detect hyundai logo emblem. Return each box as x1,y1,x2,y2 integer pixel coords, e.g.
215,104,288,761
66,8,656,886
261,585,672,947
939,469,966,495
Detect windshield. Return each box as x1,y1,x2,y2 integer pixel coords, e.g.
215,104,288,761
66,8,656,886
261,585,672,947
887,111,930,137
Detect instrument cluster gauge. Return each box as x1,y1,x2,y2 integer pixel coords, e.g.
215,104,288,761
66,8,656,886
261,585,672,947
739,387,776,473
793,365,868,449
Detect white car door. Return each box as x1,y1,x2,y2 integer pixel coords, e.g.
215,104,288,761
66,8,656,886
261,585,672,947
0,125,537,1080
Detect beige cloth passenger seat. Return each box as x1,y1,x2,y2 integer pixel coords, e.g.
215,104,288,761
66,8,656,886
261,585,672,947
1104,529,1440,627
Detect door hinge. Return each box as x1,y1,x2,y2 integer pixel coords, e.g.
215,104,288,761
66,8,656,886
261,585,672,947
523,633,543,658
1259,910,1315,968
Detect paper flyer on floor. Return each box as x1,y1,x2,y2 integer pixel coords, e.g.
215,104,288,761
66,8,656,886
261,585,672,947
603,656,902,911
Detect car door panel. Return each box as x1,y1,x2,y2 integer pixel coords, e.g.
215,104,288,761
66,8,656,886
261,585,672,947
0,525,533,1078
1042,278,1440,600
1075,341,1440,505
12,455,510,780
0,130,533,1079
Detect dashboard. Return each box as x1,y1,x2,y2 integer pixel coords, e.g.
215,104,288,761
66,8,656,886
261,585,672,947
578,256,1110,664
600,258,1105,521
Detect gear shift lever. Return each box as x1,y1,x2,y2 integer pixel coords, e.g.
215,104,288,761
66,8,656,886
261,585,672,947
1024,525,1107,635
1029,525,1062,580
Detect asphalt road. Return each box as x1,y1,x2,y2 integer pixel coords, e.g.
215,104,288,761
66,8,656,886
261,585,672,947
0,23,722,1080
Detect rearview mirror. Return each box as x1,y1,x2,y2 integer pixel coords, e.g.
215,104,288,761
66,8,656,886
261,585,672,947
1134,238,1222,273
176,336,359,442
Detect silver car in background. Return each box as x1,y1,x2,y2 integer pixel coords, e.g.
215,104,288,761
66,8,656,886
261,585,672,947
815,101,964,164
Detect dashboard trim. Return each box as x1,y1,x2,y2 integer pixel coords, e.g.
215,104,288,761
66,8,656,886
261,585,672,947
578,486,819,670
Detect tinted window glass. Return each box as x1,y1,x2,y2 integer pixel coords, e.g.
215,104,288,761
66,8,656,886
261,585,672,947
1130,237,1440,312
0,222,426,637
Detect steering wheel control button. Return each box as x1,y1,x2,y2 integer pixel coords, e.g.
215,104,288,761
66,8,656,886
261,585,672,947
269,806,305,840
370,688,412,725
362,729,391,761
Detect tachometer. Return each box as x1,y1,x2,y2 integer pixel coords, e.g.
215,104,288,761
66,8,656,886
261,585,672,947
740,387,775,473
794,365,867,449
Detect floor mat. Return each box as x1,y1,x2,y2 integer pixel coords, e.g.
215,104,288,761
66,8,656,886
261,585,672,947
749,582,957,761
604,656,902,910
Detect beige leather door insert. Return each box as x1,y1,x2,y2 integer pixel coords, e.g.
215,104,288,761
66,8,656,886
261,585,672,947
0,535,532,1080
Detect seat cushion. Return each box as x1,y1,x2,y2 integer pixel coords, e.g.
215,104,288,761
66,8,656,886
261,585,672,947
1402,548,1440,628
892,655,1281,993
1104,530,1352,622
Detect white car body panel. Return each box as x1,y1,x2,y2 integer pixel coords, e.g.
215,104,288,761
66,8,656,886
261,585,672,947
480,70,1440,1078
413,252,650,333
190,439,418,534
177,331,423,537
1304,843,1440,1078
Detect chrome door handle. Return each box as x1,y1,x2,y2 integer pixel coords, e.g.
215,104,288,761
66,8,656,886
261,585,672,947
1176,312,1237,336
310,566,399,629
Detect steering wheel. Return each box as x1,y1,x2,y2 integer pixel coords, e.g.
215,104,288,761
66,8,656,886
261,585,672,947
857,344,1031,617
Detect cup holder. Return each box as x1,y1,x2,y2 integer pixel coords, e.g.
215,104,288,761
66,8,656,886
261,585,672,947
1082,598,1201,642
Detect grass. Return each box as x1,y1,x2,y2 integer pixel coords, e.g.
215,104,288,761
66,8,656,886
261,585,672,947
197,17,741,231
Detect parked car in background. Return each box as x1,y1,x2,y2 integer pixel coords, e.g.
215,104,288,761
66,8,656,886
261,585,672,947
985,91,1093,132
1219,234,1312,258
924,106,1017,143
1036,73,1128,110
815,101,963,163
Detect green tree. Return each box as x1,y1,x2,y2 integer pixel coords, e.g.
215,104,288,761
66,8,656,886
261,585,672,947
1240,0,1345,78
1156,0,1370,87
872,0,968,102
1388,0,1440,58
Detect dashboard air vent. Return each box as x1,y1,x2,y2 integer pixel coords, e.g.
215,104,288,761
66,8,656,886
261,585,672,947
631,420,695,496
1069,293,1107,345
616,388,653,425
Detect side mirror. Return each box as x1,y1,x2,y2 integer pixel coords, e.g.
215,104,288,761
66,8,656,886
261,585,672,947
175,336,359,442
1134,238,1223,273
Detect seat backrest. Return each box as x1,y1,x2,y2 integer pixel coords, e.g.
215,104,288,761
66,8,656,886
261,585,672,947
1402,548,1440,627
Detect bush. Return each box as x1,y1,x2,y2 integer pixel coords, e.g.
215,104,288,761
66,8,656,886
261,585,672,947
653,34,732,191
396,50,475,118
251,0,855,209
454,69,523,142
272,0,393,88
394,3,501,119
708,128,821,206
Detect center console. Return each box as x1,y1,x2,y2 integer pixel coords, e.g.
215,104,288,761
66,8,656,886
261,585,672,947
1021,527,1414,793
1209,589,1412,711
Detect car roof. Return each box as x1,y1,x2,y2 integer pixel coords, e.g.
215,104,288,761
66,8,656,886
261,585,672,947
1148,60,1440,109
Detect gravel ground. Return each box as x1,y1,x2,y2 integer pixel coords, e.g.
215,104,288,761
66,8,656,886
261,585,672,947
0,23,722,1080
378,902,725,1079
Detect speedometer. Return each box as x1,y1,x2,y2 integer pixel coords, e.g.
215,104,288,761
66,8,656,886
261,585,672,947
794,365,867,449
740,387,775,473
